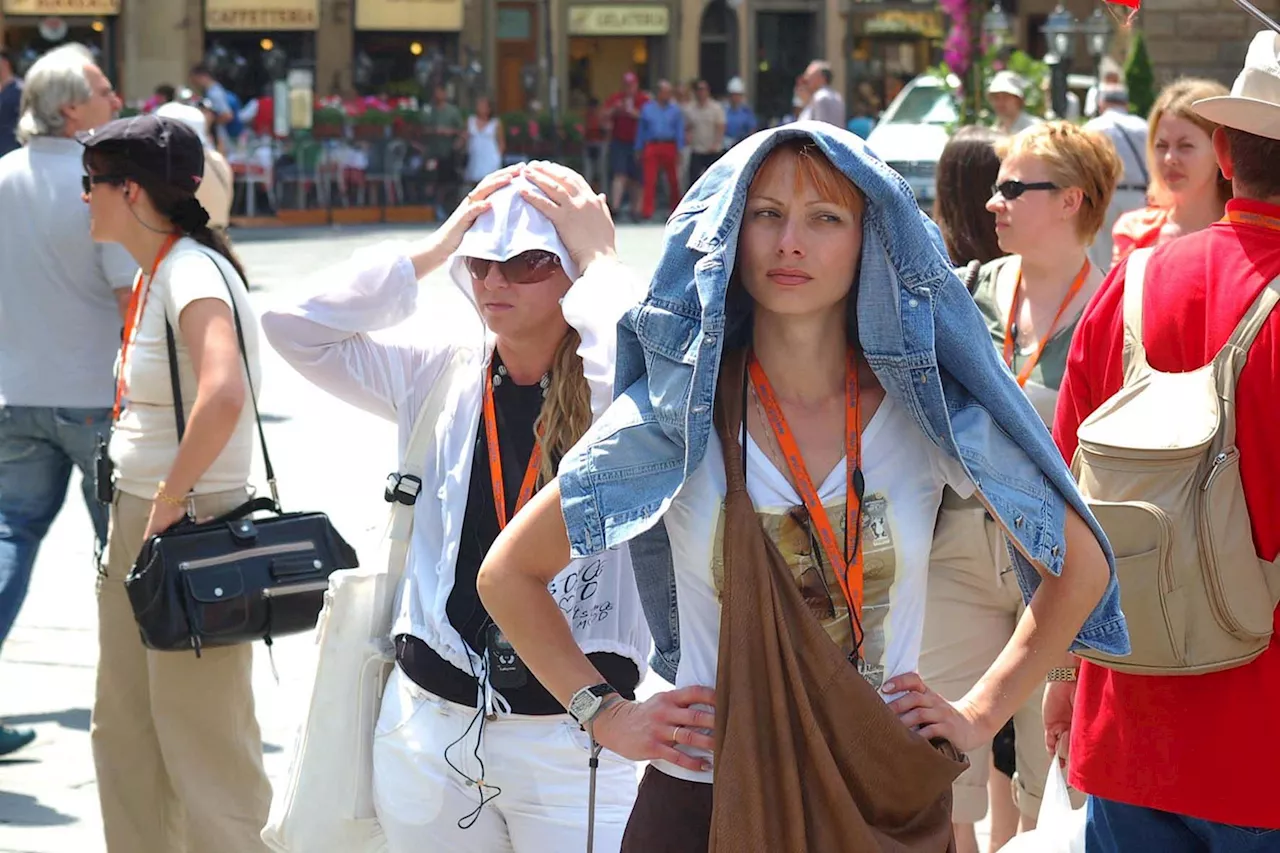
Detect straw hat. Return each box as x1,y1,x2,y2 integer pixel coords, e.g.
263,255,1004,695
1193,30,1280,141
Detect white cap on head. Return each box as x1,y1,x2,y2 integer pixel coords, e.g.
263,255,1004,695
449,172,579,309
1192,30,1280,141
154,102,210,149
727,77,746,95
987,70,1028,100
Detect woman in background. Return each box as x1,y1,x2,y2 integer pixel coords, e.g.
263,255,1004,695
463,95,505,186
1111,78,1232,266
923,121,1122,853
933,125,1005,268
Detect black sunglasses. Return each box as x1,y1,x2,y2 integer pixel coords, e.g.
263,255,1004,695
992,180,1059,200
82,174,127,194
464,250,562,284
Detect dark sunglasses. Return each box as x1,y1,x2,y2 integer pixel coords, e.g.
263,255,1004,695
82,174,127,194
992,180,1059,200
464,250,562,284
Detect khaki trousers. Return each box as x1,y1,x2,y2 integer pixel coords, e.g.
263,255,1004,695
92,489,272,853
920,490,1050,824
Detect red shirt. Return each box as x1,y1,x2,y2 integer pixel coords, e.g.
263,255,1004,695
604,90,648,144
1053,198,1280,829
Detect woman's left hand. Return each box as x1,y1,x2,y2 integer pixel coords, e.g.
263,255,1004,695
518,160,617,274
883,672,988,753
142,499,190,543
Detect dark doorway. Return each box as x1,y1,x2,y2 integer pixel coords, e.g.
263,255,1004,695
754,11,815,124
699,0,739,96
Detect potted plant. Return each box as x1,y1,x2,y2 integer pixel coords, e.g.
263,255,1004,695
352,98,394,141
312,97,346,139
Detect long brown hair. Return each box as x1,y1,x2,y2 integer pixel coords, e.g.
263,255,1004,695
933,126,1004,265
534,328,591,487
84,146,249,286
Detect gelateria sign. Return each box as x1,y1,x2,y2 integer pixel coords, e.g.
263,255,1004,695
356,0,464,31
569,5,670,35
2,0,120,13
205,0,319,30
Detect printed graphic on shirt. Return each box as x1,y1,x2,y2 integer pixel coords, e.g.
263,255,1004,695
548,556,617,632
710,493,898,687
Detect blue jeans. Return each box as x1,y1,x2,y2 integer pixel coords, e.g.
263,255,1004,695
0,405,110,649
1088,797,1280,853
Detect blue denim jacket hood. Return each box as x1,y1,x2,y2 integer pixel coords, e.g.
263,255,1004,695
559,121,1128,665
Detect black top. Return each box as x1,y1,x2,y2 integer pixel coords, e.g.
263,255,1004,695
396,361,638,714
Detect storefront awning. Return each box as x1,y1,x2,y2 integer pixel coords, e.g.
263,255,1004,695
356,0,464,32
568,4,670,36
205,0,320,31
2,0,120,14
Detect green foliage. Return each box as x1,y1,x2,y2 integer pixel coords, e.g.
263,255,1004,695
312,105,345,127
1124,31,1157,118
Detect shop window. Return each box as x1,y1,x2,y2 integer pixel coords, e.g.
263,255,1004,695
205,33,315,103
354,33,460,96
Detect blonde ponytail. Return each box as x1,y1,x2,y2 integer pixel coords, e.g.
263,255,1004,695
534,329,592,487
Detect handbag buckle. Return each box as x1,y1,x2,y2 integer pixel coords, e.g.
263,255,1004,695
384,473,422,506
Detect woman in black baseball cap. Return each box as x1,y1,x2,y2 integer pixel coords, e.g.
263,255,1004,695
80,113,273,853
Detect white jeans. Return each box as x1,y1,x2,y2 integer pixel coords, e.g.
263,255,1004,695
372,667,639,853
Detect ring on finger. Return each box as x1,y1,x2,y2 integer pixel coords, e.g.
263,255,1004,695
672,725,683,744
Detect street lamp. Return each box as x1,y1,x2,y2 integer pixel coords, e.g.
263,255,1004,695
1042,4,1076,59
983,2,1012,49
1082,7,1112,63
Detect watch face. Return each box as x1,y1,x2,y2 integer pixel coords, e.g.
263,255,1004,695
570,689,600,722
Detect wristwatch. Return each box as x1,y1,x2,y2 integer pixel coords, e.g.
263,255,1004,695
568,683,620,726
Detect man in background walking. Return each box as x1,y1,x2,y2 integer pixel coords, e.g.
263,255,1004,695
636,79,684,221
604,71,647,222
0,44,135,756
1085,84,1150,269
685,79,725,183
797,60,845,126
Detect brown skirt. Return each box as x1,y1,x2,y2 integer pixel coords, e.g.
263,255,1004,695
620,766,714,853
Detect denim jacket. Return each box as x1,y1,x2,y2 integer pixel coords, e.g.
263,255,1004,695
559,122,1129,678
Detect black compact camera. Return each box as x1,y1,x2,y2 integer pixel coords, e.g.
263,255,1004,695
94,433,115,505
486,623,528,690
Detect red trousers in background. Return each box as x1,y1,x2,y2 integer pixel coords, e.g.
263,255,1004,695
641,141,680,220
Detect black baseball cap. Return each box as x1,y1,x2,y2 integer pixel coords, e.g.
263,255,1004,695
77,114,204,195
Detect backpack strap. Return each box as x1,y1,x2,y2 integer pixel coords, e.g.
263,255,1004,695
1214,273,1280,452
1121,248,1154,381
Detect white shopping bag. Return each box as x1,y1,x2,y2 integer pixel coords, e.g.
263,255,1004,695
262,351,466,853
999,759,1086,853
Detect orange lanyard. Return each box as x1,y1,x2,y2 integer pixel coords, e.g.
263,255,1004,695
482,368,543,531
1221,209,1280,233
1002,258,1090,388
113,234,180,422
748,347,865,650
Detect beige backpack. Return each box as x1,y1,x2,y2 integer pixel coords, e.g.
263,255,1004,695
1072,248,1280,676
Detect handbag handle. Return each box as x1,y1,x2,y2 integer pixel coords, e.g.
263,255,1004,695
163,250,280,510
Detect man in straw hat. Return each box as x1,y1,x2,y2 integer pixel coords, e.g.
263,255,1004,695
1050,30,1280,850
987,70,1043,134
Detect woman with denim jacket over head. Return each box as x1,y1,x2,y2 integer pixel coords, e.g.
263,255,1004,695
921,121,1121,853
477,133,1114,849
261,162,651,853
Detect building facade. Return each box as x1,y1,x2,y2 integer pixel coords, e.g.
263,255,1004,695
0,0,1270,119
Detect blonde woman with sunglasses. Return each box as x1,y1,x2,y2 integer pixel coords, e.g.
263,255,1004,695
262,162,651,853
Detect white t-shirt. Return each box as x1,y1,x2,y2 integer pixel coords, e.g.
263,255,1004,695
111,239,262,498
658,395,973,783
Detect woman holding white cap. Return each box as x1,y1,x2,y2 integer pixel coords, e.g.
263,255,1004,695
262,162,650,853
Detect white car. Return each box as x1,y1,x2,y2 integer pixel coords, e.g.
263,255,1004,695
865,75,958,210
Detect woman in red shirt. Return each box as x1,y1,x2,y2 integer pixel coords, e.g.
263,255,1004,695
1111,79,1232,266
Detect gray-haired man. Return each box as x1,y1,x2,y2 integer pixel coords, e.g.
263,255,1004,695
0,44,136,756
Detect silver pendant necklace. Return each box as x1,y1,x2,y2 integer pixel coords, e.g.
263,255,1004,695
493,363,551,398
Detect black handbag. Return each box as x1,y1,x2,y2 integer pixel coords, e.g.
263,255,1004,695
124,253,359,656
